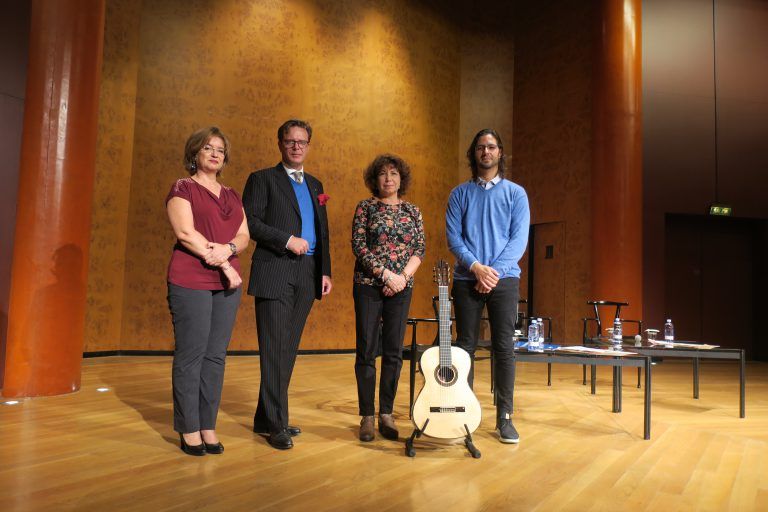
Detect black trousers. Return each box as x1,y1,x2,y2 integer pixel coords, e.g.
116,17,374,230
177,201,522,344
168,283,241,433
452,277,519,422
353,283,413,416
253,256,316,433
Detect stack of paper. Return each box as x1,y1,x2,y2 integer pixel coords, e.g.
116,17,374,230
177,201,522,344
555,346,637,357
647,340,719,349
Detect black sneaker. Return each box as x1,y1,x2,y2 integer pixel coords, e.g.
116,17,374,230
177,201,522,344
497,419,520,444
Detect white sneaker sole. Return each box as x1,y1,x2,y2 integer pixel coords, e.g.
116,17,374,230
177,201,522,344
497,429,520,444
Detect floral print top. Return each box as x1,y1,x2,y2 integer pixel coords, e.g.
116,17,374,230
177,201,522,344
351,198,426,287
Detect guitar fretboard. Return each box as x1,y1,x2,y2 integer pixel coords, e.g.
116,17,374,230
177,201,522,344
438,283,452,369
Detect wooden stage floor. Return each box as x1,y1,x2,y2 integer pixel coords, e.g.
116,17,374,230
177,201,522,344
1,354,767,511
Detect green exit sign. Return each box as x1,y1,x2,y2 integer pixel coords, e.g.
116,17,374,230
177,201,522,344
709,204,733,216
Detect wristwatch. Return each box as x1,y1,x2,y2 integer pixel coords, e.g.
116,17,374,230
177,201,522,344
228,242,237,255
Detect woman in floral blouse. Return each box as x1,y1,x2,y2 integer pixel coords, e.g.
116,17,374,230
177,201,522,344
351,154,426,442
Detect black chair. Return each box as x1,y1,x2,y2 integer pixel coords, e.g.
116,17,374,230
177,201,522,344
582,300,644,388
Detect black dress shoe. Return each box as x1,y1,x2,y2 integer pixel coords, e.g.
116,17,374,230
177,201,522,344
179,434,206,456
267,429,294,450
204,441,224,454
254,424,301,437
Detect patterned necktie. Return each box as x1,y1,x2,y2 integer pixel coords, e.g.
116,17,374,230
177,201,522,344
292,170,304,184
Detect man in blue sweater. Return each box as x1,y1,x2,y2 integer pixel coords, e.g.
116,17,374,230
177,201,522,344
446,128,530,444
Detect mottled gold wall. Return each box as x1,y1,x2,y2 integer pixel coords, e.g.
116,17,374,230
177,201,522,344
89,0,499,351
512,0,596,343
84,0,143,351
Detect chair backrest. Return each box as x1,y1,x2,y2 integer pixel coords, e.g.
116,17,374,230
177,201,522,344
583,300,642,342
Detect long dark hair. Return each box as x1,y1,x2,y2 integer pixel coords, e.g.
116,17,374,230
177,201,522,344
466,128,505,180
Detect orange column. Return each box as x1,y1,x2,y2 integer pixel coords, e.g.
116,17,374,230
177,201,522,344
2,0,105,397
591,0,643,324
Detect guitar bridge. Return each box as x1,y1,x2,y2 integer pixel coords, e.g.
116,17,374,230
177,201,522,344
429,406,466,413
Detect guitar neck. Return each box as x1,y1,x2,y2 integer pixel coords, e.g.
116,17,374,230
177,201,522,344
438,284,452,367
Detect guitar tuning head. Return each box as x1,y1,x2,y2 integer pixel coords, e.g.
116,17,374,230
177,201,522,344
432,259,451,286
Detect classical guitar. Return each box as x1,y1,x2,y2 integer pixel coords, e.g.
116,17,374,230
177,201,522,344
411,260,482,439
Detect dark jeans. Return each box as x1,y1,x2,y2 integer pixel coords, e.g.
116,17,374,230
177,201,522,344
452,277,519,422
168,283,241,433
353,283,413,416
253,256,316,433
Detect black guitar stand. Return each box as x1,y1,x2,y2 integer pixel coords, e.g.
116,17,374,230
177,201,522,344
405,420,481,459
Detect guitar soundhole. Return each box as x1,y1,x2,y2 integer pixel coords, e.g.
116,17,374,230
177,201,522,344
434,365,458,387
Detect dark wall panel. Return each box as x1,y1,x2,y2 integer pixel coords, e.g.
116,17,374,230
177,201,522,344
643,0,768,350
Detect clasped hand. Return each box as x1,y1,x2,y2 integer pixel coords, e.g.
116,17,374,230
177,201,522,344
472,263,499,294
204,242,232,266
383,271,407,296
221,265,242,289
203,242,241,289
286,236,310,255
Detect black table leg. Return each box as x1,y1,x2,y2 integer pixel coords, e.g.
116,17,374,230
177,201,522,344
693,357,700,399
637,367,641,389
740,350,746,419
591,365,596,395
547,363,552,387
409,324,417,418
612,364,622,413
644,357,651,440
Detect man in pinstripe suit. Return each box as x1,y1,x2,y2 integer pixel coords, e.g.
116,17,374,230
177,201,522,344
242,119,332,450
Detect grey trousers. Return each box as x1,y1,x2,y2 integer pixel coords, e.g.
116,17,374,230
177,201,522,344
168,283,241,433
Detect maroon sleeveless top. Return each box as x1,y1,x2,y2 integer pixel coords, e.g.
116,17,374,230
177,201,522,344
166,178,244,290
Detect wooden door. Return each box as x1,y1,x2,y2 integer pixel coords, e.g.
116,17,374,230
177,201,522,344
665,215,758,355
529,222,565,341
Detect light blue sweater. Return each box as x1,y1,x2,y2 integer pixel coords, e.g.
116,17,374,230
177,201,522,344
446,179,530,281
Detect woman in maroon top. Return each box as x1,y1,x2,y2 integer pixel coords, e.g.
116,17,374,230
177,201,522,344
166,126,249,456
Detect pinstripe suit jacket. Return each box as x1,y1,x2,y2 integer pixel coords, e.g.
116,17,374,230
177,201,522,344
242,163,331,300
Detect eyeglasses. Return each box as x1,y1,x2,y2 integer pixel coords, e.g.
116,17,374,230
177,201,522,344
282,139,309,149
475,144,499,153
200,145,226,156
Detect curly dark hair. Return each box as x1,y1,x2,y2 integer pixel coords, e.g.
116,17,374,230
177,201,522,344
363,154,411,198
466,128,506,180
183,126,230,175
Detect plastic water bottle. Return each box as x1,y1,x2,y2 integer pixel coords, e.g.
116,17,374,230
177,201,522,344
612,318,623,344
664,319,674,345
533,320,544,351
537,318,546,349
528,320,539,349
